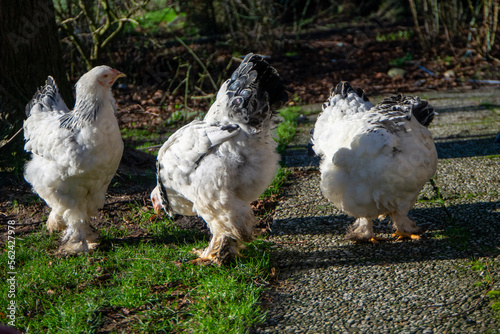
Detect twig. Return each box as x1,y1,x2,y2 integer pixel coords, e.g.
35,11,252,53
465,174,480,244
440,283,494,319
101,18,140,49
443,24,458,59
138,144,162,151
174,35,218,91
171,78,187,96
183,64,192,123
190,94,215,100
60,11,84,25
0,127,23,150
408,0,428,50
58,0,147,69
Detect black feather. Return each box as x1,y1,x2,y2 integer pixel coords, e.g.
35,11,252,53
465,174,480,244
25,76,61,117
59,99,101,130
307,128,317,157
156,159,172,213
225,53,288,131
332,81,370,102
376,94,435,127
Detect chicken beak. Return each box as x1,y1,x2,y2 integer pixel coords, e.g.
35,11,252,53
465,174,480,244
152,198,162,215
110,69,126,83
113,70,126,80
150,201,162,221
108,70,126,87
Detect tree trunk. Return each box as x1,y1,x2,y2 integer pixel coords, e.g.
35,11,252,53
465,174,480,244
0,0,72,179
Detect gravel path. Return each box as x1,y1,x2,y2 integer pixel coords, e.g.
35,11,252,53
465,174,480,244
254,88,500,333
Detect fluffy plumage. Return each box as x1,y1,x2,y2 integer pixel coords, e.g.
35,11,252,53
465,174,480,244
312,82,437,242
24,66,125,253
151,53,288,264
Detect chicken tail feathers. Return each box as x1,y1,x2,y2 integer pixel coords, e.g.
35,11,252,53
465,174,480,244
226,53,288,130
320,81,372,116
25,76,70,117
156,159,172,214
409,98,435,127
332,81,370,102
376,94,435,127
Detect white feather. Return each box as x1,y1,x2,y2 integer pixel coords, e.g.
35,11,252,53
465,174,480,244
313,82,437,241
152,54,287,263
24,66,125,253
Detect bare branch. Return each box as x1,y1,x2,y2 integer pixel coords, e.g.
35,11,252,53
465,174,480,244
0,127,23,150
60,11,83,25
174,35,219,92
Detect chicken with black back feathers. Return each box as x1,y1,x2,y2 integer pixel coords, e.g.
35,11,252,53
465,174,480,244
151,54,288,264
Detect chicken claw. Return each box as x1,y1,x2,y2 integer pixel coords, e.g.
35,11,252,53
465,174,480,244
393,231,422,241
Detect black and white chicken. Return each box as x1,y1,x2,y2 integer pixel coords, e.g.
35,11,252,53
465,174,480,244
24,66,125,254
151,54,288,264
312,82,437,243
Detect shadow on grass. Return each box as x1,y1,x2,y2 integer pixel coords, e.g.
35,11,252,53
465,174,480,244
98,216,209,252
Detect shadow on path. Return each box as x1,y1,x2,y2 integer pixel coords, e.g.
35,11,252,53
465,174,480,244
269,200,500,271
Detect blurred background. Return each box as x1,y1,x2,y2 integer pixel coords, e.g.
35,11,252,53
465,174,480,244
1,0,499,175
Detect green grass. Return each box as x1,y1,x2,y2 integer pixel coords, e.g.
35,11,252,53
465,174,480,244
488,290,500,319
376,29,413,42
432,226,470,250
389,52,413,67
481,154,500,159
126,7,186,34
120,128,161,141
470,260,493,287
469,260,500,320
275,106,301,151
167,109,202,125
0,211,271,333
120,127,164,151
261,168,291,199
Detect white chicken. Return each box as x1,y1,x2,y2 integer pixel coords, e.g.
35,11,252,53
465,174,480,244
151,53,288,264
24,66,125,254
312,82,437,243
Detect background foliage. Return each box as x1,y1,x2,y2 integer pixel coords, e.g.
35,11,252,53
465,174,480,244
2,0,499,178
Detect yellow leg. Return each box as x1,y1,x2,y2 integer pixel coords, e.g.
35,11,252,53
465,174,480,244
393,231,421,241
190,249,214,265
369,236,391,243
